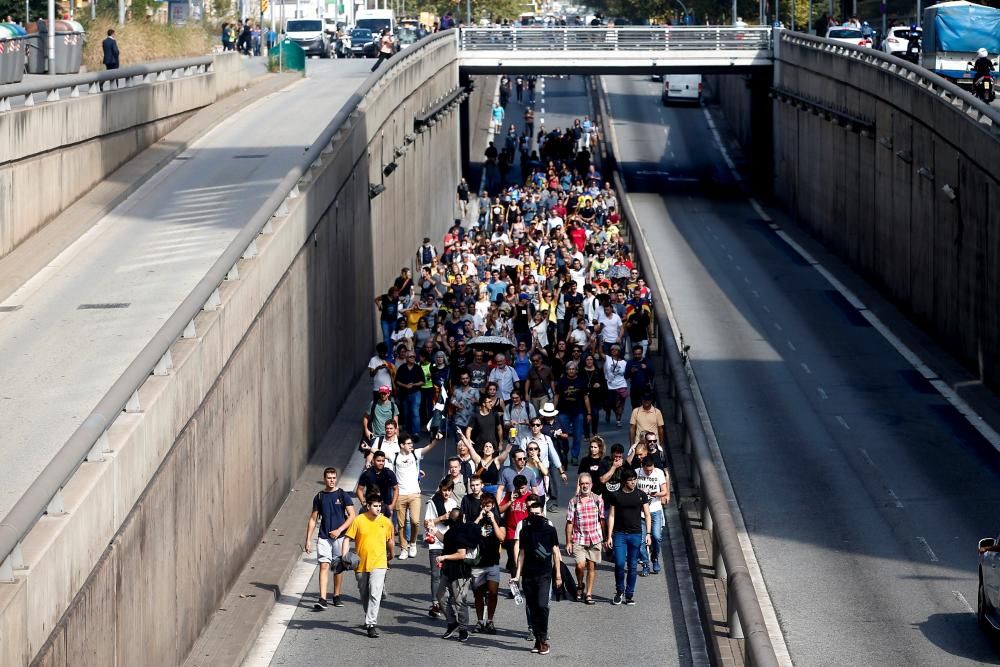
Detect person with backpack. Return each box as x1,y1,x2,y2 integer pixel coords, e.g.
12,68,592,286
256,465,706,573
361,387,399,465
424,478,459,618
417,237,437,267
511,494,562,654
304,467,356,609
432,506,481,642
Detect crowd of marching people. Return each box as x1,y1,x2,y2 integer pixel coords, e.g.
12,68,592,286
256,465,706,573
304,89,673,655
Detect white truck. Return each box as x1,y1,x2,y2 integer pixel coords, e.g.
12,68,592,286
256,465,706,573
921,1,1000,87
354,9,395,35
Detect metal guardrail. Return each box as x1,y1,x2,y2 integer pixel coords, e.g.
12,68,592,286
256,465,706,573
459,26,772,53
0,55,215,112
0,30,455,583
779,30,1000,131
589,76,781,667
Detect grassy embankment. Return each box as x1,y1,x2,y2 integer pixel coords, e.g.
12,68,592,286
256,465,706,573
80,16,216,70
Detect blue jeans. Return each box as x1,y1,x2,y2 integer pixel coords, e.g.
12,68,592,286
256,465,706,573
559,412,585,461
640,510,664,566
401,391,421,436
380,320,396,359
613,532,643,596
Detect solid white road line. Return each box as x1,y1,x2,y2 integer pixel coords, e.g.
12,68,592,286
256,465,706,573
242,446,367,666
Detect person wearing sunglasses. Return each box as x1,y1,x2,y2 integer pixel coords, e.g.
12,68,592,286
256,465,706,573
518,420,568,513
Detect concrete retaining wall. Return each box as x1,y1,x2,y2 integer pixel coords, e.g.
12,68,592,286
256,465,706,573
0,53,246,259
712,38,1000,390
0,39,460,667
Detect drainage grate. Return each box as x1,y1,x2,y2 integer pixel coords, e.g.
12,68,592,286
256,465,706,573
174,156,192,161
233,154,268,159
0,305,22,312
78,303,131,310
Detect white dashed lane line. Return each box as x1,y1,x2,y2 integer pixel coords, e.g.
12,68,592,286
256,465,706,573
817,387,828,400
772,322,782,331
787,340,796,352
887,489,905,509
801,363,813,374
916,537,940,563
953,591,975,615
835,415,851,430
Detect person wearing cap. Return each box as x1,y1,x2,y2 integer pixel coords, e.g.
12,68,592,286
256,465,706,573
368,342,395,403
362,388,399,460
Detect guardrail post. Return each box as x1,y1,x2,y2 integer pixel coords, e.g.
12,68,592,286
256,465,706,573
728,579,745,640
86,432,111,462
153,350,174,376
713,529,727,580
46,489,65,516
0,543,24,582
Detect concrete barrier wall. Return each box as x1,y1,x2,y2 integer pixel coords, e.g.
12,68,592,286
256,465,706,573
711,39,1000,390
0,39,460,667
0,53,245,259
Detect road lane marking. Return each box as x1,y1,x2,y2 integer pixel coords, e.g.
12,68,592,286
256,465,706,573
242,443,367,665
859,448,876,466
701,107,740,179
735,265,742,271
953,591,975,615
835,415,850,430
887,489,904,509
762,304,770,312
749,197,772,222
727,254,733,261
604,76,789,667
743,276,750,284
752,290,760,299
787,340,796,351
801,363,812,374
773,322,782,331
916,536,940,563
817,387,828,400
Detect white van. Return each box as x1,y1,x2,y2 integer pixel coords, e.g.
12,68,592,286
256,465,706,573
355,9,395,35
285,18,331,58
662,74,702,104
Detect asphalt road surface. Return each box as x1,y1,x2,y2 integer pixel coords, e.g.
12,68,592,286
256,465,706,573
265,403,698,666
601,73,1000,665
0,59,372,524
261,75,705,667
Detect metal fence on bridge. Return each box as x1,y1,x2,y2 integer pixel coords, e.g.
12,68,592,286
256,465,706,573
458,26,773,54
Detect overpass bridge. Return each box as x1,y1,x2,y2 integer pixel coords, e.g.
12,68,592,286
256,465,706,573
455,26,773,73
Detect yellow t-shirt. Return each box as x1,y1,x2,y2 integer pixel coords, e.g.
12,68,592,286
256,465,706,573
345,513,394,572
629,406,664,444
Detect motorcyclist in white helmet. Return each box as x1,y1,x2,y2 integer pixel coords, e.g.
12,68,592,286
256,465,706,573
972,47,994,83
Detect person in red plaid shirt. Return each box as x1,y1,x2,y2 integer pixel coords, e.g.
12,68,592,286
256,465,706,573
564,473,605,604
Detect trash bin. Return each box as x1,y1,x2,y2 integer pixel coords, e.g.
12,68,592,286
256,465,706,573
0,24,28,84
38,19,85,74
267,38,306,74
24,31,44,74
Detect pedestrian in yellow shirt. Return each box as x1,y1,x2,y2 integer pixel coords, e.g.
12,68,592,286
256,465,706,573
342,492,396,638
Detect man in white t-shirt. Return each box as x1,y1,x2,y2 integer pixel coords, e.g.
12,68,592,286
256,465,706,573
393,432,441,559
595,303,623,355
368,420,401,470
634,456,669,576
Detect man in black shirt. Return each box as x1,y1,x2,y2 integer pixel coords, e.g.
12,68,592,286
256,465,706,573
434,507,480,642
554,361,591,466
356,452,399,519
470,493,506,634
513,495,563,655
395,351,426,438
605,469,651,605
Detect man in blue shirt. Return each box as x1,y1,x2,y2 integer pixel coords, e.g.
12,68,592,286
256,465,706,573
486,270,508,302
305,467,356,609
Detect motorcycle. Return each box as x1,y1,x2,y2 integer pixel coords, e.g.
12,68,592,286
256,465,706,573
903,39,920,64
967,60,998,104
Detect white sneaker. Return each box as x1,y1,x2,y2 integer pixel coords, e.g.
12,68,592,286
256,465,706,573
398,550,409,560
408,544,417,558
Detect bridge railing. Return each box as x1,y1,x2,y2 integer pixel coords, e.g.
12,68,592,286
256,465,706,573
458,26,772,53
0,55,215,113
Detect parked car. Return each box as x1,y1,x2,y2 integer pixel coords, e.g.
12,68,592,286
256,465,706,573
825,26,874,48
662,74,702,104
979,533,1000,635
350,28,377,58
881,25,921,56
